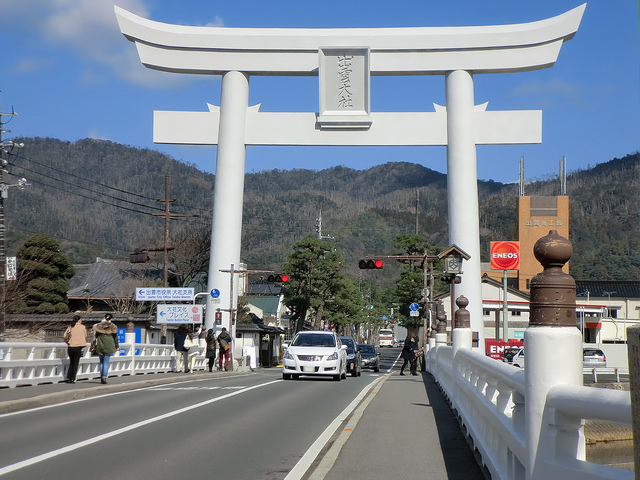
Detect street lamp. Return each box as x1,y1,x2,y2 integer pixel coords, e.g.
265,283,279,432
438,245,470,330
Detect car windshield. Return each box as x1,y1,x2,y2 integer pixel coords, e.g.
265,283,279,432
584,349,603,357
359,345,375,354
340,337,355,353
291,333,336,347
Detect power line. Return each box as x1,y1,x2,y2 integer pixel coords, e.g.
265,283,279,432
10,151,213,214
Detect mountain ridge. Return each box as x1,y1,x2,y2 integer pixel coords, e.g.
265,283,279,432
4,137,638,281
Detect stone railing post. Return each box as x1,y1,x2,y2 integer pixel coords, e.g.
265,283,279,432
525,230,582,480
452,295,472,355
435,302,448,347
125,316,136,375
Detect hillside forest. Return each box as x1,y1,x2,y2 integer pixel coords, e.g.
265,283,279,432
3,137,638,286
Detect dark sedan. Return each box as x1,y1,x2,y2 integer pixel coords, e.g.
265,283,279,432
357,343,380,372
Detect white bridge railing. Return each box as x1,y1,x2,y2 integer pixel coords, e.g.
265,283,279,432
0,342,206,388
427,344,632,480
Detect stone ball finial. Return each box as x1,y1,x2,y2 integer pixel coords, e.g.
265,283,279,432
530,230,576,327
454,295,470,329
455,295,469,309
126,316,135,333
533,230,573,270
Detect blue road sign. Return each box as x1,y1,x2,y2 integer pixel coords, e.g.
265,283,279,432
409,302,420,311
210,288,221,298
136,287,194,301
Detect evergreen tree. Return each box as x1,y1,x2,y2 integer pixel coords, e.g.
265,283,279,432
282,237,363,333
9,234,75,314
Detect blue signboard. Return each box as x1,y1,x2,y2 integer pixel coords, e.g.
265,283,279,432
117,328,141,355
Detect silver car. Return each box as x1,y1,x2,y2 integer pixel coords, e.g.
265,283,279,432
583,348,606,368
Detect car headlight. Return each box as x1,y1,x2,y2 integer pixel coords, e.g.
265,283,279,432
327,352,338,361
283,350,295,360
347,353,356,360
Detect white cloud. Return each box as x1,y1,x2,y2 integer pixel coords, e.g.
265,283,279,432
2,0,200,89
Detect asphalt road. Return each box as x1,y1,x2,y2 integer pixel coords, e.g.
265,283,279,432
0,350,402,480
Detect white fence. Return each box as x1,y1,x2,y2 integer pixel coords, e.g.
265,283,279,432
426,344,633,480
0,342,206,388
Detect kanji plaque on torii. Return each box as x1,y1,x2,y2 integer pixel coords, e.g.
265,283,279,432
116,5,585,349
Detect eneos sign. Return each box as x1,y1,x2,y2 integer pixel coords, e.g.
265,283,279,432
490,241,520,270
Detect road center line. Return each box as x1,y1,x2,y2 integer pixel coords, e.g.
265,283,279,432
0,379,281,476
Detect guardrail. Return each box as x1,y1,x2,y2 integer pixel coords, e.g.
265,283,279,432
583,367,630,383
0,342,206,388
427,344,632,480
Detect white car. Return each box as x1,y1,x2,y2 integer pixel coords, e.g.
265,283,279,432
282,331,348,381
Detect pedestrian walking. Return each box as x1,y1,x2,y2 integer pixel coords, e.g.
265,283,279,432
218,327,232,371
205,328,218,372
174,325,190,373
92,314,119,384
399,335,418,376
63,315,87,384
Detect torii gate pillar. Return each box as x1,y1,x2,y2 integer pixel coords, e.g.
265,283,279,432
208,71,249,339
446,70,482,333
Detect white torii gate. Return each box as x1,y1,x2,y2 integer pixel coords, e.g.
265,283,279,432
116,5,585,350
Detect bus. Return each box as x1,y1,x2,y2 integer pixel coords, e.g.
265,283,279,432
379,328,394,347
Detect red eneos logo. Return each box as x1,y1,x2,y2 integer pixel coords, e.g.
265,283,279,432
490,241,520,270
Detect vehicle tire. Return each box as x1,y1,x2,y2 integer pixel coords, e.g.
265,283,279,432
351,369,357,377
341,370,347,380
292,374,300,380
283,373,291,380
333,374,341,381
357,368,361,377
374,366,380,372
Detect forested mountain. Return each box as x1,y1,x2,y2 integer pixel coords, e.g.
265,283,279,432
4,137,639,281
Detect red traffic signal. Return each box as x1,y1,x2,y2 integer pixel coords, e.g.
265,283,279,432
359,259,383,269
215,310,222,325
267,274,289,283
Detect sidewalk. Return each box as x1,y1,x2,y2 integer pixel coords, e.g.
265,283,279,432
310,370,487,480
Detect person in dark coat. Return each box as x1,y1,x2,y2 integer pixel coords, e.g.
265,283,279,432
399,335,417,376
92,314,119,384
205,329,218,372
174,325,189,373
217,327,232,371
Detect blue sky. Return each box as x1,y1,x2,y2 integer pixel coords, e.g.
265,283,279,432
0,0,637,184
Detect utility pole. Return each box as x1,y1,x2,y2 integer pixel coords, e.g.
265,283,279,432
315,210,334,240
0,108,24,341
415,189,419,235
153,175,191,343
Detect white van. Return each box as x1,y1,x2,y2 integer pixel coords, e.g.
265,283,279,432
379,329,394,347
512,348,525,369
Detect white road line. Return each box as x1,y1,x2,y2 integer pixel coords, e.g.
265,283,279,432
283,376,383,480
308,374,389,480
0,375,247,418
0,379,281,476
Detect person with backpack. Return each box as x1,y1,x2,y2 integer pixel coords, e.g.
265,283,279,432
217,327,232,371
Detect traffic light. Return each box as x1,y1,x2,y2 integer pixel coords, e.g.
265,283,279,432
358,259,383,269
215,310,222,325
267,274,289,283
